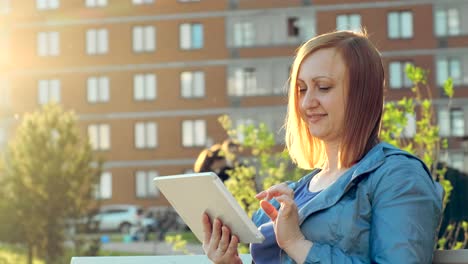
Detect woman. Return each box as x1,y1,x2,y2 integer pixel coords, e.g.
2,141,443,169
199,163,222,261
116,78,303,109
202,30,443,263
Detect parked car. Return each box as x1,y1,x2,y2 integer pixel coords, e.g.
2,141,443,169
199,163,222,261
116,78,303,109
89,204,156,234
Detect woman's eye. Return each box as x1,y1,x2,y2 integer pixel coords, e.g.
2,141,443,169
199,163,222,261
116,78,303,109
318,86,331,91
298,86,307,93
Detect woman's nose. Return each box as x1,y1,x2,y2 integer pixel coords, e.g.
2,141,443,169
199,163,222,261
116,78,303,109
301,89,318,109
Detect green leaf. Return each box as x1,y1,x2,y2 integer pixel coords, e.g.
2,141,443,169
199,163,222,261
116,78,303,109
443,78,454,98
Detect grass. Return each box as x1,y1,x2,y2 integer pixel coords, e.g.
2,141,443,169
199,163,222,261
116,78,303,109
0,230,200,263
0,244,44,264
73,230,200,244
165,231,199,244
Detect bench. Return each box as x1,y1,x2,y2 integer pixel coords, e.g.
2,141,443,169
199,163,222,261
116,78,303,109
70,250,468,264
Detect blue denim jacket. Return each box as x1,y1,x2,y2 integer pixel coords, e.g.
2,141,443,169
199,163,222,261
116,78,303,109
252,142,443,264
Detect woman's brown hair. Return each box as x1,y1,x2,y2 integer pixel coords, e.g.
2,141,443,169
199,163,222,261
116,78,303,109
285,30,384,169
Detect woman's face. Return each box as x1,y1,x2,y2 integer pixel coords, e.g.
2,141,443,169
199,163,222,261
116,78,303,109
297,48,348,144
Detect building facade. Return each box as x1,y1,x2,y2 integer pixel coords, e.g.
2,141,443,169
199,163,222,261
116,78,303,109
0,0,467,208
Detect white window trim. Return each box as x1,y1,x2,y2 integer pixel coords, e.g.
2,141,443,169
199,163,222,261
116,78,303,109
134,121,158,149
179,23,203,50
387,11,413,39
38,79,61,105
95,172,112,199
88,124,111,150
135,170,159,198
434,7,461,37
182,119,206,147
86,28,108,55
132,25,156,53
85,0,107,7
36,0,59,10
336,14,361,32
133,73,157,101
132,0,154,5
389,61,413,89
87,76,110,103
37,31,60,57
180,71,205,98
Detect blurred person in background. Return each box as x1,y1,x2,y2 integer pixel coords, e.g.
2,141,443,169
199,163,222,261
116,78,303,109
194,139,240,182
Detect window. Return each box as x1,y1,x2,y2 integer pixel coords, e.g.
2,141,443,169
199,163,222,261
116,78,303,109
233,22,254,47
450,153,465,172
387,11,413,39
438,108,465,137
36,0,59,10
85,0,107,7
435,8,460,37
132,0,153,4
234,118,254,143
229,68,258,96
182,120,206,147
336,14,361,32
450,109,465,137
389,61,413,89
436,58,462,86
402,113,416,138
87,76,109,103
134,122,157,149
133,74,156,101
37,31,60,56
86,28,108,55
180,23,203,50
132,26,155,52
135,170,158,198
88,124,110,150
287,17,300,37
38,79,60,104
181,71,205,98
95,172,112,199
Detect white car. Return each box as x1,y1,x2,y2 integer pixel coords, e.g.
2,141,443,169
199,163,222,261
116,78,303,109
90,204,155,234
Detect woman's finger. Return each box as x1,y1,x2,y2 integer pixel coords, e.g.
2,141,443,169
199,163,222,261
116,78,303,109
261,183,294,201
260,200,278,221
276,194,297,217
209,218,222,251
225,235,239,257
202,213,212,246
218,225,231,253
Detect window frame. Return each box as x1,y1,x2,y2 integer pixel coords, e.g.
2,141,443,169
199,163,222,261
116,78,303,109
180,70,205,98
135,170,159,198
134,121,158,149
88,123,111,151
181,119,206,147
387,10,414,39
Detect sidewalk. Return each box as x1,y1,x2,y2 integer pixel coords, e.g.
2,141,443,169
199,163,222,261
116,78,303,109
100,240,204,255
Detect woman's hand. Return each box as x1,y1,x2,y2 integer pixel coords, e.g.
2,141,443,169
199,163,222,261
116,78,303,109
256,183,312,263
201,213,242,264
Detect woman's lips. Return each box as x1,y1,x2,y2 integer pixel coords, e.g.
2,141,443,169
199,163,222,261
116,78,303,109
306,114,327,123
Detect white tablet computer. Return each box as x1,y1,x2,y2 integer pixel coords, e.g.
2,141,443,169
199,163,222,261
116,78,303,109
154,172,265,244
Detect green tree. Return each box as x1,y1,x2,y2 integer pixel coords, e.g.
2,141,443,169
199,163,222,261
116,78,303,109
0,103,102,264
380,65,466,249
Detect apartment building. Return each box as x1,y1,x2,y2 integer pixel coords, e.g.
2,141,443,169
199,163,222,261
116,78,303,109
0,0,467,207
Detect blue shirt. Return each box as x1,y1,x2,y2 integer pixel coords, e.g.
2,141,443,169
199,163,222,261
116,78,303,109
250,178,322,264
251,142,443,264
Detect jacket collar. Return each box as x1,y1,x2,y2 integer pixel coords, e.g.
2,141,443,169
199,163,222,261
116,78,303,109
295,142,430,225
